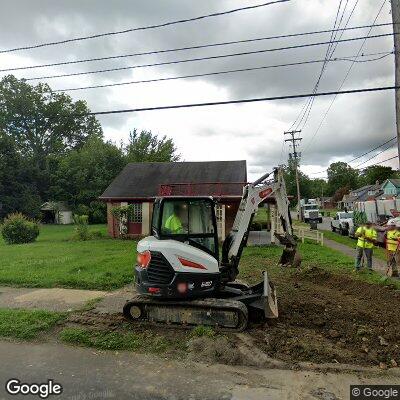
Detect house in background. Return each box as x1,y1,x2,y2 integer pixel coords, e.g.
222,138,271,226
40,202,73,224
100,161,248,239
381,178,400,197
338,183,381,210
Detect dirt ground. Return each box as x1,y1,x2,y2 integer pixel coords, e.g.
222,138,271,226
249,266,400,368
66,265,400,369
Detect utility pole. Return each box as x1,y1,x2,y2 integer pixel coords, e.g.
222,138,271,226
391,0,400,168
284,130,303,220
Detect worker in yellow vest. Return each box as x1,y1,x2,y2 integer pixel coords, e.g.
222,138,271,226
164,204,185,234
354,222,377,271
385,222,400,277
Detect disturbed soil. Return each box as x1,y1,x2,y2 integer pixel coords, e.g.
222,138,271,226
249,266,400,368
66,266,400,368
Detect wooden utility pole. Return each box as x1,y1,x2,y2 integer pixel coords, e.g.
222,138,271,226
284,130,303,220
391,0,400,167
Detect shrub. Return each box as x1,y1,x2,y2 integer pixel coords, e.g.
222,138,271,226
1,213,40,245
73,214,90,241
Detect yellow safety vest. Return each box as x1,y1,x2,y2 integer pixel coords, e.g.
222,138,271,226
356,226,377,249
164,214,183,234
386,229,400,252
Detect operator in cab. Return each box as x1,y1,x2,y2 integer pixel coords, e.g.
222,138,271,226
164,203,186,234
354,221,377,271
385,221,400,277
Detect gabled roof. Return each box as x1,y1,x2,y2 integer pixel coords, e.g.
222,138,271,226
100,160,247,199
41,201,71,211
383,178,400,188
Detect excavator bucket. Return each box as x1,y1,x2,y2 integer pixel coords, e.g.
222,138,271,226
248,271,279,319
275,233,301,267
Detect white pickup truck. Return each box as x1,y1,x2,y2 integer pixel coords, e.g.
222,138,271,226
331,211,354,235
302,203,323,223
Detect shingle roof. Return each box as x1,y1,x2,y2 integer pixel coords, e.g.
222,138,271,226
100,160,247,199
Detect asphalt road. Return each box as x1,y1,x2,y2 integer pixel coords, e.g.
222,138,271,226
1,341,398,400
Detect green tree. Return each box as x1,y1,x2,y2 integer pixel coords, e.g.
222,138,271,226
0,132,42,218
327,162,359,195
125,129,180,162
359,165,396,186
0,75,102,206
50,137,125,222
283,160,313,203
309,178,329,199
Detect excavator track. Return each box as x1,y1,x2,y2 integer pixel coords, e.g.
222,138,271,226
123,295,249,332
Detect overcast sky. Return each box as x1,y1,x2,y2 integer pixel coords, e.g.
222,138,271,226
0,0,397,180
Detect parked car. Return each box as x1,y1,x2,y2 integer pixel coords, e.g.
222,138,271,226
331,211,354,235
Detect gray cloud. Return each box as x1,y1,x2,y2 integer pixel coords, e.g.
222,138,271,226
0,0,397,177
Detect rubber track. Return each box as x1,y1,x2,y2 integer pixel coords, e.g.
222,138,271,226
123,295,249,332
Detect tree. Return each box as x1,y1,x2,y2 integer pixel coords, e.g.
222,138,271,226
309,178,329,199
50,137,125,222
327,162,359,195
0,75,102,203
359,165,396,186
125,129,180,162
283,160,313,203
0,132,42,218
332,185,350,203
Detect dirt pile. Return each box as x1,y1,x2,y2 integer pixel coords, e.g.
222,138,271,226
249,266,400,367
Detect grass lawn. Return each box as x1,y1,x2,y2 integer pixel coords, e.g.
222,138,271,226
60,327,186,354
253,207,269,224
0,309,65,339
0,224,135,290
239,241,400,290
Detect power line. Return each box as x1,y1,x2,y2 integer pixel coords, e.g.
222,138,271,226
23,33,394,82
358,155,398,169
289,0,348,132
311,155,398,178
349,137,397,163
294,0,359,132
87,85,399,116
308,136,397,175
0,0,290,54
302,0,388,155
0,22,393,73
354,144,397,168
54,51,393,92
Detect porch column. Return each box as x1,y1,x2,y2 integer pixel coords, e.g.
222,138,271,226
141,202,150,235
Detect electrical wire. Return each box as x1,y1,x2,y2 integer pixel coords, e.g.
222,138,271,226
23,32,394,82
0,0,290,54
54,51,393,92
354,144,397,168
0,22,393,73
302,0,388,155
86,85,399,116
308,136,397,175
291,0,348,132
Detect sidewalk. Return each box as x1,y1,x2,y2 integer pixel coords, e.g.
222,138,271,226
323,238,388,275
0,287,106,312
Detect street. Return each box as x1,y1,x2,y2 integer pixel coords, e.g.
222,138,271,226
0,341,398,400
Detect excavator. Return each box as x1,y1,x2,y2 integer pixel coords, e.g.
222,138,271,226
123,167,298,331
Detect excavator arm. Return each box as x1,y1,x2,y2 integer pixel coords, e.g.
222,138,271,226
221,167,299,279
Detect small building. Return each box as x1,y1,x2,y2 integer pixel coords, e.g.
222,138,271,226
40,202,73,224
338,183,381,210
100,161,247,239
381,178,400,197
